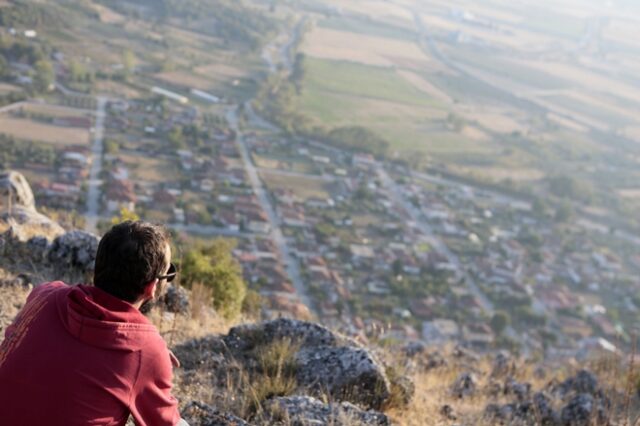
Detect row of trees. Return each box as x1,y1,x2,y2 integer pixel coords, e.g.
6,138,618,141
254,54,390,157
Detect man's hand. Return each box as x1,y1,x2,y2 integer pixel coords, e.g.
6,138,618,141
169,350,180,368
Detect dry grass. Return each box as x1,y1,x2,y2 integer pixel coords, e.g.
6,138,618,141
154,71,213,90
397,70,454,104
303,27,432,70
0,117,90,146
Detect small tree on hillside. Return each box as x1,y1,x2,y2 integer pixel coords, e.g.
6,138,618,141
181,239,247,319
490,311,511,335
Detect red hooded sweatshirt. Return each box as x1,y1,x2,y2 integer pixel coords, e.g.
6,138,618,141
0,281,181,425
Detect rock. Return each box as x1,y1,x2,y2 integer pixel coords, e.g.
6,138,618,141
224,318,341,352
504,377,531,402
387,372,415,407
452,344,479,362
26,236,49,263
0,171,36,212
440,404,457,421
47,230,99,280
402,341,426,358
0,208,64,256
491,352,514,378
560,393,609,426
172,335,229,371
175,319,398,410
485,392,560,425
424,350,448,371
294,345,389,409
259,396,389,426
532,392,559,425
181,401,251,426
162,284,190,313
451,373,477,399
555,370,599,397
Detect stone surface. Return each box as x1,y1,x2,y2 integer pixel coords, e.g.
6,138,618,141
175,319,400,410
259,396,389,426
491,351,514,378
47,230,100,280
554,370,599,397
181,401,251,426
451,372,477,398
162,284,190,314
504,377,531,402
295,346,390,409
0,171,36,212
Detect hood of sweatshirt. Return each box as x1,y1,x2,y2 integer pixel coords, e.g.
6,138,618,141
56,283,158,351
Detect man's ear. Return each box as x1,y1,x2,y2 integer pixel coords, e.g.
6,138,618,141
143,279,158,299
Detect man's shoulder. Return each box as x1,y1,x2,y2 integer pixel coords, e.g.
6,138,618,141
28,281,68,302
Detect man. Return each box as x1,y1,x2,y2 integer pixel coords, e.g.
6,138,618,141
0,221,187,425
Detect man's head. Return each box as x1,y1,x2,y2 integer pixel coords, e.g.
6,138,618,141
94,221,172,306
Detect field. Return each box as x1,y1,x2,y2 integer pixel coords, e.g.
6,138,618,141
260,170,331,199
116,152,181,184
303,27,433,69
0,117,90,146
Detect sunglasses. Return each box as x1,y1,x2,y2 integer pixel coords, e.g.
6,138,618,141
157,263,177,283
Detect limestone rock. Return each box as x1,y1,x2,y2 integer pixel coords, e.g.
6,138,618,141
451,372,477,399
295,346,390,409
47,230,99,279
181,401,251,426
555,370,599,397
162,284,190,314
491,352,514,378
175,319,399,410
561,393,609,426
259,396,389,426
0,171,36,212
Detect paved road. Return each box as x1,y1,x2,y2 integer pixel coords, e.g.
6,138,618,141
226,106,314,312
375,164,496,313
84,96,107,233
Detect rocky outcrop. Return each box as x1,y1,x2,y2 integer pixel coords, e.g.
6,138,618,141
451,372,477,398
173,318,407,415
47,230,100,279
483,370,612,426
0,171,97,282
258,396,390,426
0,171,36,212
181,401,250,426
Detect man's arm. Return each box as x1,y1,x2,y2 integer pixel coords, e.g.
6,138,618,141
129,346,181,426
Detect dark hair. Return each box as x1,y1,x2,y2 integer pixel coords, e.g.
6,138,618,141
94,221,169,303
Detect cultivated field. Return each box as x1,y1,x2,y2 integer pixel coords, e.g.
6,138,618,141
302,27,434,70
0,117,90,146
260,170,331,199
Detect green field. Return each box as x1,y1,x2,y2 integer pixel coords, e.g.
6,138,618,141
294,57,514,160
301,57,440,108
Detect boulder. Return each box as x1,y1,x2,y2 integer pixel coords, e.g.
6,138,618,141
0,171,36,212
175,319,400,410
560,393,609,426
47,230,100,280
224,318,341,352
555,370,599,397
503,377,531,402
259,396,389,426
440,404,457,421
162,284,190,314
181,401,251,426
491,351,514,378
295,346,390,409
451,373,477,399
